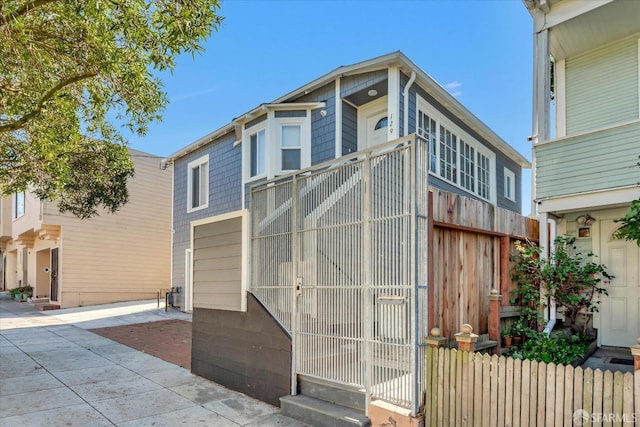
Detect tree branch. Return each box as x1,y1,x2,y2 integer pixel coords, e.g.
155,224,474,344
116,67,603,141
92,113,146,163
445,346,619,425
0,71,97,133
0,0,59,27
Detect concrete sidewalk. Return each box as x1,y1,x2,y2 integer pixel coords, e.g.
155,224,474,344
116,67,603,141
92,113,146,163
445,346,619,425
0,295,308,426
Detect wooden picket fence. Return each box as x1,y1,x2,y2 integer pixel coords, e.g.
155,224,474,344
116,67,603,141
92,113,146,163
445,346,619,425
425,346,639,427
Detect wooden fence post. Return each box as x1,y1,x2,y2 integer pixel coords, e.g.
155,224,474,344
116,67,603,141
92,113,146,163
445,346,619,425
631,337,640,371
488,288,502,355
455,324,478,352
425,328,447,427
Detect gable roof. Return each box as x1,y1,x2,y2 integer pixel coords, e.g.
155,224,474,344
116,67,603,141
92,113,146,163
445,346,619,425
168,51,530,168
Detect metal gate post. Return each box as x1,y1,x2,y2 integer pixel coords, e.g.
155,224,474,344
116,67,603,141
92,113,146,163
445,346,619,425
362,152,372,414
409,136,419,415
291,175,299,396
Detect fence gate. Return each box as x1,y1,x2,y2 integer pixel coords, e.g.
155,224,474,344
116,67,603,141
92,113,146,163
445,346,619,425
251,136,429,413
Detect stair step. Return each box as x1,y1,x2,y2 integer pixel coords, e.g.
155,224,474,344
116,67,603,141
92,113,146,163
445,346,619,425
474,340,498,352
280,395,370,427
298,375,365,411
35,303,60,311
29,297,50,304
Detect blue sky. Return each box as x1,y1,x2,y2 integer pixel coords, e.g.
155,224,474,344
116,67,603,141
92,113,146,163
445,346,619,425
126,0,535,213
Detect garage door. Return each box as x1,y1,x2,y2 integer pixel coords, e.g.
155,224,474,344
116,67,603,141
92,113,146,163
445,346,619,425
193,216,243,311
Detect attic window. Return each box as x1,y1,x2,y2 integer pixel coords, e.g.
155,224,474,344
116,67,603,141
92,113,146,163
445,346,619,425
374,117,388,130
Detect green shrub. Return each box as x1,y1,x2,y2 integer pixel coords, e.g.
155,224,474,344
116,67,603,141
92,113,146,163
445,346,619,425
507,332,590,365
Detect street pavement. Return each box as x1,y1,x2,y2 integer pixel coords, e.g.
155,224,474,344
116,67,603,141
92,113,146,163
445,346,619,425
0,295,308,426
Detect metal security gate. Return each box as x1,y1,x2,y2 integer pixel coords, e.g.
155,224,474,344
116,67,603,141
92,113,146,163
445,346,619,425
251,135,429,414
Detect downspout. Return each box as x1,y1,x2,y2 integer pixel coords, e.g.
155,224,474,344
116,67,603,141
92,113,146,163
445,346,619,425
543,217,557,335
402,71,417,137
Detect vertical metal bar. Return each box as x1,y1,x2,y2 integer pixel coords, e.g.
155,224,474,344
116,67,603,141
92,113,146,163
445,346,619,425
362,153,372,414
291,175,299,396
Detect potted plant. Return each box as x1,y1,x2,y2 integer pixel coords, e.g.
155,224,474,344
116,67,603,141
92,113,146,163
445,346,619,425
10,287,23,301
512,320,524,346
501,328,513,348
21,286,33,302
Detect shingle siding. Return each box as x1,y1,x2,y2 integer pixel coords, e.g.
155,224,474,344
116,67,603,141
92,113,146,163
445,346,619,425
295,82,336,165
342,102,358,155
172,131,242,309
341,70,387,98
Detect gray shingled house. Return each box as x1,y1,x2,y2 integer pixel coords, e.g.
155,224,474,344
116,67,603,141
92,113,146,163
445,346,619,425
166,51,530,426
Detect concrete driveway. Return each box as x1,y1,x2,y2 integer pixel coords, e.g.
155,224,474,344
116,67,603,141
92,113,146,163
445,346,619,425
0,295,308,426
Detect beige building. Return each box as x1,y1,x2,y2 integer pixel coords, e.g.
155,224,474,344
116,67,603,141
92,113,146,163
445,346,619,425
0,149,171,308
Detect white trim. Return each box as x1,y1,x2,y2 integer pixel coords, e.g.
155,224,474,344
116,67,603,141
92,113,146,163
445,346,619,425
387,66,400,140
537,118,640,147
537,185,640,214
335,77,342,159
186,154,209,213
504,168,516,202
190,209,249,312
555,58,566,138
185,249,192,312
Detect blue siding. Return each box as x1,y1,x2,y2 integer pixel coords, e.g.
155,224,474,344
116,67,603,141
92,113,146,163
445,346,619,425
342,102,358,155
172,131,242,309
295,82,336,165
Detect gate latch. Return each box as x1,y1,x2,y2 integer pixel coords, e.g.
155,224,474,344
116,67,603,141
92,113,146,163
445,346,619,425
296,277,303,297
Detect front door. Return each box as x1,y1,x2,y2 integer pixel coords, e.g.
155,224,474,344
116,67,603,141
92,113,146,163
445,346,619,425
50,248,59,302
358,96,388,150
599,220,640,346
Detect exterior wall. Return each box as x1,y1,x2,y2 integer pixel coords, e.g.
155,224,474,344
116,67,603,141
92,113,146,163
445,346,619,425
42,150,172,307
341,69,387,98
191,293,291,406
295,82,336,165
565,34,639,136
192,216,243,311
172,132,242,310
535,121,640,199
342,102,358,155
11,192,43,239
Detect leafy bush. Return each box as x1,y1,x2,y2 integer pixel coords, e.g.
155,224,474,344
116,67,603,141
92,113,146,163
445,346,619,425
511,236,613,334
507,332,590,365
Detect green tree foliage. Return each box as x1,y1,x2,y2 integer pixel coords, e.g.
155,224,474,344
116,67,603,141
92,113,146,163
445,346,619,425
0,0,223,218
614,199,640,246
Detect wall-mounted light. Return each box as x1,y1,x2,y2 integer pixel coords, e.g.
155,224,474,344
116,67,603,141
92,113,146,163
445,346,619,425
576,214,594,226
368,89,378,97
319,110,327,117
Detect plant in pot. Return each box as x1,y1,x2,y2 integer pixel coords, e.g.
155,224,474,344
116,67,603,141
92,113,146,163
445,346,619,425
9,287,22,300
501,328,513,348
511,320,526,346
21,286,33,301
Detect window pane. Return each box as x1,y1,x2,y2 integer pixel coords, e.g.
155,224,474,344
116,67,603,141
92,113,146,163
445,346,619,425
282,149,301,170
281,125,301,147
250,130,265,177
477,153,490,199
15,192,25,217
199,162,208,206
460,140,475,192
191,166,200,208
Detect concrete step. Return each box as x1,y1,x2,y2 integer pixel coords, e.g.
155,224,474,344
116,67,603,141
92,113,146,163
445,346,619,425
298,375,365,411
280,395,370,427
29,297,50,304
35,303,60,311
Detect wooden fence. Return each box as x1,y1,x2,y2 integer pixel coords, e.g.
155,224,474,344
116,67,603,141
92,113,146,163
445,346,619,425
428,188,539,339
425,346,639,427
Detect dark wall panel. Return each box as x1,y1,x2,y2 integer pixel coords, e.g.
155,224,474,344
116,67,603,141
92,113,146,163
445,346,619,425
191,293,291,406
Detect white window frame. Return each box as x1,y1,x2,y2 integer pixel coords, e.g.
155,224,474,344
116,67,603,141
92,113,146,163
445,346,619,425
416,95,496,204
248,123,267,179
187,154,209,213
274,116,309,174
243,111,311,183
504,167,516,202
12,192,25,220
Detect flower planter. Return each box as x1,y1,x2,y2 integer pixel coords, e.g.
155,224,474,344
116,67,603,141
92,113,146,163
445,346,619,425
502,336,513,348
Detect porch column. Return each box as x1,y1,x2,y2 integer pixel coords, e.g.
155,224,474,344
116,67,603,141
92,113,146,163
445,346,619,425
387,66,400,140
